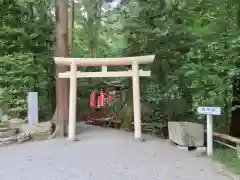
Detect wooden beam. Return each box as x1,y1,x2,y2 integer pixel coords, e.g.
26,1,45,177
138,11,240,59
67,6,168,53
54,55,155,66
58,70,151,78
211,131,240,144
214,140,237,150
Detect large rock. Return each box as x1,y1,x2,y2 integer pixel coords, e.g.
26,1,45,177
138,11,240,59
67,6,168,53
1,114,9,122
0,129,17,138
8,118,26,129
168,121,204,147
20,121,53,140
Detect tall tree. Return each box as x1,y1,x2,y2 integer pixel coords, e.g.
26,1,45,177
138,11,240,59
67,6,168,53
75,0,108,57
54,0,69,137
68,0,74,52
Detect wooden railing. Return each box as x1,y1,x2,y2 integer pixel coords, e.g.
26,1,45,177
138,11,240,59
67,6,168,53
212,131,240,159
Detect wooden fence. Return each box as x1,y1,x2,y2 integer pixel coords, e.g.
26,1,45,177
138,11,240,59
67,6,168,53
212,132,240,159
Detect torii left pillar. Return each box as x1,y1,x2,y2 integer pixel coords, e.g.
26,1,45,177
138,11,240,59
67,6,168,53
132,61,142,140
68,61,77,140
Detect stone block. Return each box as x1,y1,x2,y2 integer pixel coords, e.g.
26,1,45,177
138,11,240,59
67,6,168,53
168,121,204,147
20,121,53,140
8,118,26,129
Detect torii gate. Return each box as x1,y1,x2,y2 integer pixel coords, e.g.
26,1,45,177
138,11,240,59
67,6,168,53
54,55,155,141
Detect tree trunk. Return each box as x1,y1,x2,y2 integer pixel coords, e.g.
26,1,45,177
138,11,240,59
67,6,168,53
89,41,93,57
120,87,133,131
54,0,69,137
230,74,240,138
68,0,74,53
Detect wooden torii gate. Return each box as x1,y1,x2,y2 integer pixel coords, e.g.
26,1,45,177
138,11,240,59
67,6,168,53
54,55,155,141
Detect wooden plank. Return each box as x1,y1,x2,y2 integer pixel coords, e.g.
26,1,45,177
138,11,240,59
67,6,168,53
205,130,240,159
214,140,236,150
212,132,240,144
204,130,240,144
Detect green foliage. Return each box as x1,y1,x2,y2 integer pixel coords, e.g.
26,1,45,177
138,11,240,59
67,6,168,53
124,0,240,134
72,1,126,58
0,54,53,117
0,0,54,118
1,0,240,136
0,0,125,119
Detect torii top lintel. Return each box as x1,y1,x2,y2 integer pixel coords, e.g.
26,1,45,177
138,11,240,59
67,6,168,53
54,55,155,66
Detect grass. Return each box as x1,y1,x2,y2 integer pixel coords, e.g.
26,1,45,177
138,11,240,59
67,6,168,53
211,148,240,174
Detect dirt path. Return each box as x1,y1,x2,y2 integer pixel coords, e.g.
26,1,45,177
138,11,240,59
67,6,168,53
0,124,237,180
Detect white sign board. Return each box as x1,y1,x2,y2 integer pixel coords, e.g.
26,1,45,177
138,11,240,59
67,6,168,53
27,92,38,125
197,107,221,116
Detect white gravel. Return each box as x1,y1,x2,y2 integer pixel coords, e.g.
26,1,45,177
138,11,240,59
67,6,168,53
0,124,236,180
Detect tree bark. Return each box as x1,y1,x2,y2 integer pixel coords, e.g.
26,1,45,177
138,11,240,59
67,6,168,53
68,0,74,52
120,87,133,131
54,0,69,137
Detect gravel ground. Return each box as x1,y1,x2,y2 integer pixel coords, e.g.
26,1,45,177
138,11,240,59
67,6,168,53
0,124,237,180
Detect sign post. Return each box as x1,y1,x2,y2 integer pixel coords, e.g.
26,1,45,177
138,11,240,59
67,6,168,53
27,92,38,125
206,114,213,156
197,106,221,156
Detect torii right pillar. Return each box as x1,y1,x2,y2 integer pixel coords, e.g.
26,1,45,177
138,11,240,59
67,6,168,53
132,61,142,140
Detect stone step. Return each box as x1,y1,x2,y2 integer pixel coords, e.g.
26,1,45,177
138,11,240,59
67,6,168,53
0,123,8,127
0,127,10,132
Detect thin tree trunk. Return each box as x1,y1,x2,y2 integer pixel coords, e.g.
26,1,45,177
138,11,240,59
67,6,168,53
89,41,93,57
68,0,74,52
54,0,69,137
120,87,133,131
